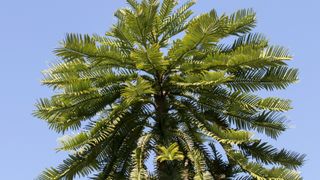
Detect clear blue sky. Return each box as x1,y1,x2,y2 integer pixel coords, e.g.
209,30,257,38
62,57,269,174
0,0,318,179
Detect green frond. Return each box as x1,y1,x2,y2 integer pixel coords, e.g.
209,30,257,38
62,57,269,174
169,9,221,57
55,33,96,61
227,111,287,139
227,150,302,180
174,99,254,144
193,119,254,145
261,45,292,61
187,149,213,180
159,0,178,21
126,0,140,11
204,34,291,71
156,143,184,162
239,141,306,169
251,111,288,138
174,130,195,152
159,0,195,44
88,106,140,146
228,91,292,112
91,115,146,179
34,85,121,133
173,71,232,88
206,143,238,179
92,34,132,52
42,66,134,93
130,134,153,180
57,132,90,152
227,8,256,36
174,130,215,179
121,77,155,105
37,153,99,180
55,33,130,67
227,66,299,92
160,0,195,31
130,44,168,73
231,33,268,50
257,97,292,111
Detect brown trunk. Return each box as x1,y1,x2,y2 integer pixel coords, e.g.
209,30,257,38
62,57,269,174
154,92,170,179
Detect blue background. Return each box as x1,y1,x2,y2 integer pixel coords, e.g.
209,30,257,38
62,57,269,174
0,0,318,179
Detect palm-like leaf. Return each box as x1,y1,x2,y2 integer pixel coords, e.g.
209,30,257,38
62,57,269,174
156,143,184,162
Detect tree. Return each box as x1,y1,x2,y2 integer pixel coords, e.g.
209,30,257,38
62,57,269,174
35,0,305,179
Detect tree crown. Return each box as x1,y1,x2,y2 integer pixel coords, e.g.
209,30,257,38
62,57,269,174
35,0,305,179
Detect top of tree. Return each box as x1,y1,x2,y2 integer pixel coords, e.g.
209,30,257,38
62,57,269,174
35,0,305,179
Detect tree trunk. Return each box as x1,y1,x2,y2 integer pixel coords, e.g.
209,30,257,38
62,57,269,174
154,93,171,179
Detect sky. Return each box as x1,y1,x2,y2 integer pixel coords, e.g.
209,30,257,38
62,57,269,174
0,0,319,179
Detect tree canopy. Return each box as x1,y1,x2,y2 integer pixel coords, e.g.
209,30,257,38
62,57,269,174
35,0,305,179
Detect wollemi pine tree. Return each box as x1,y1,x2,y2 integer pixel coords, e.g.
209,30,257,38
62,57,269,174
35,0,305,179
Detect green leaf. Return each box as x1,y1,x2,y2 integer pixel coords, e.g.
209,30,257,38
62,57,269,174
121,77,155,105
227,66,299,92
173,71,232,87
130,134,153,180
227,149,302,180
130,44,167,73
239,141,306,169
156,143,185,162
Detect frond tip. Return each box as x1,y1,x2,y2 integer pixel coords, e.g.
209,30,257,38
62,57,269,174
156,143,185,162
